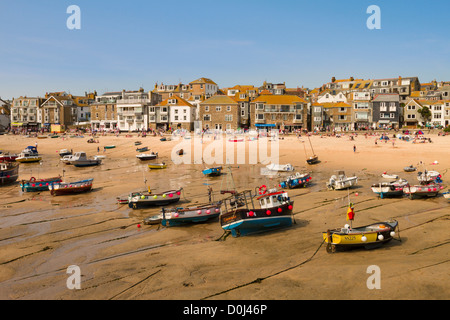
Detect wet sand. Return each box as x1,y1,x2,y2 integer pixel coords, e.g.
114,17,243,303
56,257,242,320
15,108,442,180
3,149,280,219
0,132,449,300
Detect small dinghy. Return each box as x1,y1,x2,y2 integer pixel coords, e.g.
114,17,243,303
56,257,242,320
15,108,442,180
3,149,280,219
327,171,358,190
381,172,399,179
266,163,294,172
136,152,158,161
403,165,416,172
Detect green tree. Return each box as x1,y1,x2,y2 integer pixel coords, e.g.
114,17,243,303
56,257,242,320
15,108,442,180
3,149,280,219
417,106,431,125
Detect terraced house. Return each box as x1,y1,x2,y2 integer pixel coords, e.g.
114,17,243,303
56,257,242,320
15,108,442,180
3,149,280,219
372,94,401,129
91,91,122,131
199,95,239,131
250,94,308,131
322,102,352,131
154,95,196,131
10,96,44,131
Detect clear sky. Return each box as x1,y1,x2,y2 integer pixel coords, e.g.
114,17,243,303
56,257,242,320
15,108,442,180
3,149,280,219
1,0,449,99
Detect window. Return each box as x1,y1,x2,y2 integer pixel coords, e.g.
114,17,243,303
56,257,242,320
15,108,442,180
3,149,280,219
256,114,264,120
295,114,302,120
203,114,211,121
205,106,209,112
314,117,321,122
216,106,221,112
380,103,387,111
407,105,416,110
390,113,395,118
174,116,179,121
338,115,346,120
339,107,346,112
225,115,233,121
227,106,231,112
256,103,264,110
407,114,416,119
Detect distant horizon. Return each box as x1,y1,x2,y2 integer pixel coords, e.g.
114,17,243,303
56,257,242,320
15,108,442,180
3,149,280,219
1,0,449,99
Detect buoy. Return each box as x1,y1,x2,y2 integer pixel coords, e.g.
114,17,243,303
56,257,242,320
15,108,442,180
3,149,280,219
378,234,384,241
288,205,293,210
390,231,395,237
355,193,359,196
277,208,282,213
266,210,271,215
197,210,202,215
361,236,367,242
137,224,141,228
206,210,211,214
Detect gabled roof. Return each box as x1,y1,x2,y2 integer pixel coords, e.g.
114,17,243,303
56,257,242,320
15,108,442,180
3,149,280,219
200,95,238,105
157,95,194,107
252,94,307,104
189,77,217,85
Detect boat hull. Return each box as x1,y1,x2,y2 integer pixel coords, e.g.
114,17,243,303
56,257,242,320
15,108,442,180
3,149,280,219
403,185,440,199
202,167,222,176
280,173,311,189
128,189,182,209
148,163,167,169
16,156,42,163
152,203,222,227
49,179,93,196
323,220,398,251
0,163,19,186
220,203,294,237
21,176,62,192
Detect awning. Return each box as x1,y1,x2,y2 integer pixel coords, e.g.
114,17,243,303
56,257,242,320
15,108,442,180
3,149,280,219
11,122,23,126
255,124,276,127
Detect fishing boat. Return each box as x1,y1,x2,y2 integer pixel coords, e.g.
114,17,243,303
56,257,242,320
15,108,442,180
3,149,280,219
116,197,129,204
417,170,442,184
403,184,441,199
20,176,62,192
135,141,142,146
443,190,450,200
128,188,182,209
381,172,399,179
15,146,42,163
61,154,75,164
219,188,294,237
403,165,416,172
69,152,102,167
49,178,94,196
0,152,19,162
371,179,408,198
279,172,311,189
136,152,158,161
202,166,223,176
145,202,222,226
0,162,19,186
148,163,167,169
59,149,72,157
104,145,116,149
266,163,294,172
305,135,319,165
136,146,149,153
323,220,399,252
327,171,358,190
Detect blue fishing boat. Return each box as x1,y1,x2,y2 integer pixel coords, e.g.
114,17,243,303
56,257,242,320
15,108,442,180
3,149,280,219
279,172,311,189
20,176,62,192
202,166,222,176
1,162,19,186
219,188,294,237
144,202,222,226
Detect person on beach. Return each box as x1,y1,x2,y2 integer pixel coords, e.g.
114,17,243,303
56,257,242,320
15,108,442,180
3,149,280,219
353,145,356,153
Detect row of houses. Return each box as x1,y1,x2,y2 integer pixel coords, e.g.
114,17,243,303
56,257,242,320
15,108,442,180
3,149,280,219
4,76,450,133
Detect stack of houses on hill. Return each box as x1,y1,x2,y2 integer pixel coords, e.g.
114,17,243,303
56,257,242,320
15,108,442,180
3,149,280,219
4,76,450,133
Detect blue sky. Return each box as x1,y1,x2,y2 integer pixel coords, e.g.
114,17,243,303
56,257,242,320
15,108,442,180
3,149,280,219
1,0,449,99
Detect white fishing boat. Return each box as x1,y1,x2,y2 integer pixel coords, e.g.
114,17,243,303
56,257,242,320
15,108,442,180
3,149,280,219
417,170,441,184
443,191,450,200
371,179,408,198
381,172,399,179
69,152,102,167
327,171,358,190
403,184,441,199
266,163,294,172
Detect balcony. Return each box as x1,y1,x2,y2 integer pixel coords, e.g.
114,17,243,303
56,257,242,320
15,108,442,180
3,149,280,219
117,98,150,105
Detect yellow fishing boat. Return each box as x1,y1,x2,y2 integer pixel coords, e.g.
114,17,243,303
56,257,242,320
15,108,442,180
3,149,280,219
323,220,398,252
322,202,399,252
148,163,167,170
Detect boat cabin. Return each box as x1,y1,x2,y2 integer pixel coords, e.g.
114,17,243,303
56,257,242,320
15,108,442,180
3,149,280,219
257,191,290,209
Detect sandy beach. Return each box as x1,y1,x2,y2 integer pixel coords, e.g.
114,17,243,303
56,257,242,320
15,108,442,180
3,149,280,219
0,131,449,300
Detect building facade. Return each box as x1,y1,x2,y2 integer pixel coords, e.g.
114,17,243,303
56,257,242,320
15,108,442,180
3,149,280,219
199,95,239,131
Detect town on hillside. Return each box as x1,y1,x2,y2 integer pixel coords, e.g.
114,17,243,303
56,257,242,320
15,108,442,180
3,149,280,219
2,76,450,134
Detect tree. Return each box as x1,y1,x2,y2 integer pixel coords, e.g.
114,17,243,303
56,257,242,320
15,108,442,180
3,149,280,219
417,106,431,125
